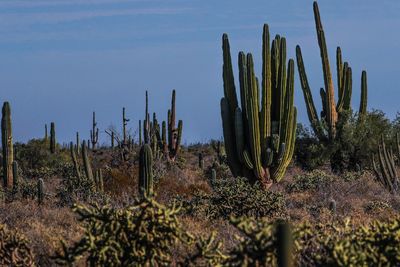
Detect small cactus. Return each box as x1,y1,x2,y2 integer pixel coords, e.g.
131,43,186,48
76,132,80,155
139,144,153,198
199,153,204,169
37,178,44,205
329,198,337,214
1,102,13,188
122,107,130,146
50,122,56,153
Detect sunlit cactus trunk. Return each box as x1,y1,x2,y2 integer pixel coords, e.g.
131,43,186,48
139,144,153,198
1,102,13,188
221,25,297,188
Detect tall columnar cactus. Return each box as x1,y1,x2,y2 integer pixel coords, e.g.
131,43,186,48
275,221,293,267
70,142,81,180
76,132,80,155
167,90,183,161
12,161,18,192
82,140,94,181
122,107,129,146
139,120,142,146
221,25,297,187
50,122,56,153
139,144,153,198
296,1,368,143
372,135,398,193
37,178,44,205
198,153,204,169
44,124,48,141
1,102,13,188
90,111,99,150
144,91,151,145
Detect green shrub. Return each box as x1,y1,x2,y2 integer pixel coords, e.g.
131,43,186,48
287,170,335,193
364,200,392,214
183,176,287,219
0,223,35,266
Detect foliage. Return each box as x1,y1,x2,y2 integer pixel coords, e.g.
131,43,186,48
183,176,287,219
54,196,193,266
0,223,35,266
287,170,335,193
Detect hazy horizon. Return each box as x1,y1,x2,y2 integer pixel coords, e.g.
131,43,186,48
1,0,400,144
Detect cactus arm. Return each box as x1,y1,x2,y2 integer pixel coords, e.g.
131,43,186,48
359,70,368,117
295,46,326,141
336,62,349,112
221,98,241,177
234,108,245,163
246,53,266,183
337,47,343,100
222,34,239,115
342,67,353,111
70,142,81,180
313,1,338,140
238,52,249,141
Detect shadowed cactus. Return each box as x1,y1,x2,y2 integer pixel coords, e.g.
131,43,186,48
50,122,56,153
221,25,297,188
276,221,293,267
296,1,368,143
70,142,81,180
12,161,18,192
139,144,153,198
2,102,13,188
90,111,99,150
198,153,204,169
44,124,48,141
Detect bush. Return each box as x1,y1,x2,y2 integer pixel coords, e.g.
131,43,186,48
287,170,335,193
183,176,287,219
54,197,193,266
0,223,35,266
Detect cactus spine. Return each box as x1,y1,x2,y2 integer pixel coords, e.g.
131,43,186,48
296,1,368,143
37,178,44,205
221,25,297,187
50,122,56,153
372,135,398,193
82,140,94,181
1,102,13,188
90,111,99,150
139,144,153,198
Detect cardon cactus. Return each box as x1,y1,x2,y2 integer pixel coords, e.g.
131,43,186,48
82,140,94,181
372,135,398,193
50,122,56,153
296,1,368,143
139,144,153,198
221,25,297,187
90,111,99,150
1,102,13,188
166,90,183,161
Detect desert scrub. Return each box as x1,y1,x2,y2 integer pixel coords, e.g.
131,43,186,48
0,223,35,266
287,170,335,193
54,196,193,266
364,200,392,214
183,176,287,219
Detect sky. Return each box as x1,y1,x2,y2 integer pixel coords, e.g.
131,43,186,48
1,0,400,144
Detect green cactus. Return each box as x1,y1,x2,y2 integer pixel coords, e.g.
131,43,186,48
221,25,297,187
76,132,80,155
139,144,153,198
90,111,99,150
96,169,104,192
139,120,142,146
372,135,398,193
296,1,368,143
1,102,13,188
199,153,204,169
50,122,56,153
44,124,48,141
38,178,44,205
167,90,183,161
12,161,18,192
276,221,293,267
82,140,94,182
70,142,81,180
122,107,129,146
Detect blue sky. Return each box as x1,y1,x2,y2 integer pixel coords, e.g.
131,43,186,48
1,0,400,144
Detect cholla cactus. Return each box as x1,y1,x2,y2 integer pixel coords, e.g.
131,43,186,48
1,102,13,188
221,25,297,187
296,1,368,143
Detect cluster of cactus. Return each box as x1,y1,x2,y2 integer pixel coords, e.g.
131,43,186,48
143,90,183,161
90,111,99,150
221,24,297,187
139,144,153,198
372,135,398,193
50,122,56,153
296,1,368,143
54,197,193,266
1,102,14,188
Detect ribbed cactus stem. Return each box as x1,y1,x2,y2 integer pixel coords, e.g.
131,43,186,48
50,122,56,154
276,221,293,267
1,102,13,188
37,178,44,205
139,144,153,198
139,120,142,146
198,153,204,169
90,111,99,150
82,140,94,181
70,142,81,180
44,124,48,141
12,161,18,192
359,70,368,117
76,132,80,155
